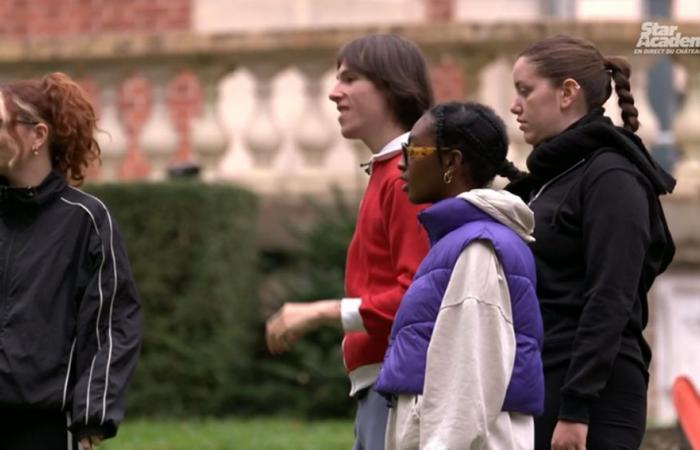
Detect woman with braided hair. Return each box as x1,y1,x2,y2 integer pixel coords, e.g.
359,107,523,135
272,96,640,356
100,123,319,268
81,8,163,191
0,72,142,449
508,35,676,449
375,101,544,449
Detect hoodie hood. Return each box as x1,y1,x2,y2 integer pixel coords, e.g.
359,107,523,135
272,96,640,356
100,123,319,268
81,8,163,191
458,189,535,243
507,108,675,200
418,189,535,246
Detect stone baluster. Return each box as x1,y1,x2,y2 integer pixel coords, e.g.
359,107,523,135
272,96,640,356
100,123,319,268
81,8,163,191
294,60,335,167
117,74,151,180
94,72,128,181
243,62,283,168
630,56,661,148
191,64,231,180
139,67,179,180
672,57,700,197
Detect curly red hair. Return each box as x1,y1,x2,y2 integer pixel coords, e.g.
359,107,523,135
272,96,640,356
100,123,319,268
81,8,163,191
2,72,100,185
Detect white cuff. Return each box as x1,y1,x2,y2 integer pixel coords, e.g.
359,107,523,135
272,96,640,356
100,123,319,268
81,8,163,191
340,298,365,332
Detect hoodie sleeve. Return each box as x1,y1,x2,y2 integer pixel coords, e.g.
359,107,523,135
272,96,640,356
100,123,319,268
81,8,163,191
69,208,143,440
558,162,650,423
356,177,429,338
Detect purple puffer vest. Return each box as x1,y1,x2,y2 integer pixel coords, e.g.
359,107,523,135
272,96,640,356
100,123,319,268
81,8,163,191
374,197,544,415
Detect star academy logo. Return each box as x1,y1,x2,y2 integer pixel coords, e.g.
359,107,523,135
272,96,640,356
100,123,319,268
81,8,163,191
635,22,700,55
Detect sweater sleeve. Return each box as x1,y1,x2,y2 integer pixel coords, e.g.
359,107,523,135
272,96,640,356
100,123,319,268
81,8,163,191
69,213,143,440
420,241,517,448
357,177,429,338
558,166,651,423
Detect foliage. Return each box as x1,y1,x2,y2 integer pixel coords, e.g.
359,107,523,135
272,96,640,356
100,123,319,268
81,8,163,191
87,181,259,416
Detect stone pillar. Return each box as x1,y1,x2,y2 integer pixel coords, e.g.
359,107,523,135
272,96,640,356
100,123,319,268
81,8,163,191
672,57,700,197
649,274,700,424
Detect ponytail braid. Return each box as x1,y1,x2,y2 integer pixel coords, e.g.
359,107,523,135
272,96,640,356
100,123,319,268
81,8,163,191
605,57,639,132
496,159,527,182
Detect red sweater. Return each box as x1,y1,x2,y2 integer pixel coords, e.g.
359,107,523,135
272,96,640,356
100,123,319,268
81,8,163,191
343,152,429,373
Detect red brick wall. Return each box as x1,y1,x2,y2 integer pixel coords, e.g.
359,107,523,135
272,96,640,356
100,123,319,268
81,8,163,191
424,0,454,22
0,0,191,38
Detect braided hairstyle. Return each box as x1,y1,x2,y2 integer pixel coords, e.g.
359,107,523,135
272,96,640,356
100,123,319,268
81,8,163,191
1,72,100,185
431,101,526,186
520,35,639,132
604,56,639,132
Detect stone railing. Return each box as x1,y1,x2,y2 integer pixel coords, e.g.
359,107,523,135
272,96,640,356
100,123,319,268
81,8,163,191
1,21,699,198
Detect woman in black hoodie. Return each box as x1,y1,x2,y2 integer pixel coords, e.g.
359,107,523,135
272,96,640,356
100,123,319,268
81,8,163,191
507,35,675,450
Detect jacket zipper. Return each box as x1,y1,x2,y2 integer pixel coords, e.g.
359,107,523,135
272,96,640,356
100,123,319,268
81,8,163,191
528,160,586,207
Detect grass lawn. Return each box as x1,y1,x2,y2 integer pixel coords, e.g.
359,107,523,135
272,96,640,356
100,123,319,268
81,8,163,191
100,418,354,450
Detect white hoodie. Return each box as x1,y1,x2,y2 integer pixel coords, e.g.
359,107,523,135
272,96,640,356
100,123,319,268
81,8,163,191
385,189,536,450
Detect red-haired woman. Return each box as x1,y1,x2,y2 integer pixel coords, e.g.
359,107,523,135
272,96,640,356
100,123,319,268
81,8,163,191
0,73,142,450
508,35,675,450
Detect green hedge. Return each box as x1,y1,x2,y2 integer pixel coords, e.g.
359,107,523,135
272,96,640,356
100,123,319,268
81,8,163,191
87,182,259,416
86,183,358,418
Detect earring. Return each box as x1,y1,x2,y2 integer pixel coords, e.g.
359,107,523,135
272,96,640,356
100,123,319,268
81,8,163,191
32,147,39,156
443,170,453,185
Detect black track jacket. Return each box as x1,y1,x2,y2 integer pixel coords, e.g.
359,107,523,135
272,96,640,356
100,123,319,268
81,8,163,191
0,169,142,439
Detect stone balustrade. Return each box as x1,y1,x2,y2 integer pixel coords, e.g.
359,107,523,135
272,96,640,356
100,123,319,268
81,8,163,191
1,21,698,198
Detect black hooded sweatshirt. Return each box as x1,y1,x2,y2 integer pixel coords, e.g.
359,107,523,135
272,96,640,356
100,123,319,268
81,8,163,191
0,170,142,440
507,108,675,424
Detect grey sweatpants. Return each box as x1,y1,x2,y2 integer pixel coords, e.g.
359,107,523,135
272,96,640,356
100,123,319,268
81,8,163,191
351,387,389,450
